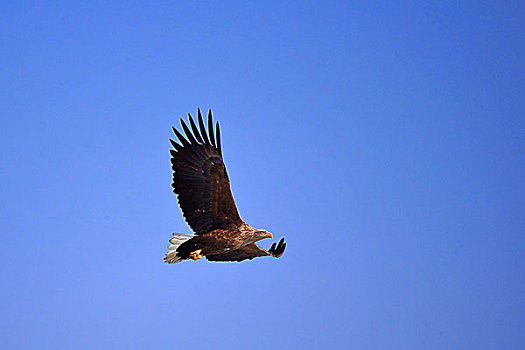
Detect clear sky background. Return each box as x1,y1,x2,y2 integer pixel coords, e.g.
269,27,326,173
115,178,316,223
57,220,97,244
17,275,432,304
1,1,524,349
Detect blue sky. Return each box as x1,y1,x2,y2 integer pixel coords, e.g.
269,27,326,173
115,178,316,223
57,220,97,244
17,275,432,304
1,1,524,349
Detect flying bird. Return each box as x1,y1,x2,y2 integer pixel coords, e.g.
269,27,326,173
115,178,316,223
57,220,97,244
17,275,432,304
164,109,286,264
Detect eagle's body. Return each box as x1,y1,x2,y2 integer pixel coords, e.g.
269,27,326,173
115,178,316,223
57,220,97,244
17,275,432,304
176,225,251,258
164,109,286,264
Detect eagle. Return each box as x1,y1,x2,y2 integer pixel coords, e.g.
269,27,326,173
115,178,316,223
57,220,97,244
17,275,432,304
164,109,286,264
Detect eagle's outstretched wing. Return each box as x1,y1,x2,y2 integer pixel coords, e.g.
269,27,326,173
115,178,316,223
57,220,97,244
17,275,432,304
205,238,286,262
170,109,242,234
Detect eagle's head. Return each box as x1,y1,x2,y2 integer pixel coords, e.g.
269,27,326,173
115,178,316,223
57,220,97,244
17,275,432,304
242,226,274,245
256,229,273,241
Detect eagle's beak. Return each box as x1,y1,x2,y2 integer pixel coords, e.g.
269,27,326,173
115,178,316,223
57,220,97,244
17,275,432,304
262,231,273,239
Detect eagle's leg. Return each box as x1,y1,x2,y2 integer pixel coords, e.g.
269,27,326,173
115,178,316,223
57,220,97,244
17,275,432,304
189,249,203,260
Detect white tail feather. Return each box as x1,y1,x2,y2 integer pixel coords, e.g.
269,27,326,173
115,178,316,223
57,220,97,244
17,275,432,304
164,233,194,264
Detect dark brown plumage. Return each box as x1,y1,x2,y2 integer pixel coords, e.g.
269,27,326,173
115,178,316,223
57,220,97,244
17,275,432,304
164,109,286,264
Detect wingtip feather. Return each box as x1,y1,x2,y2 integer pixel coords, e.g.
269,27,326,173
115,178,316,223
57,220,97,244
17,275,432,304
207,109,215,147
180,118,197,144
215,121,222,156
198,109,210,145
188,113,204,144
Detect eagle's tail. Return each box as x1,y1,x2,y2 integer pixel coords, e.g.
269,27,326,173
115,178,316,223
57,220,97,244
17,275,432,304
164,233,195,264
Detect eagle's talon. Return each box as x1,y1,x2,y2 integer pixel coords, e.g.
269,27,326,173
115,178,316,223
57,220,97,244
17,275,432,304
189,249,203,260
